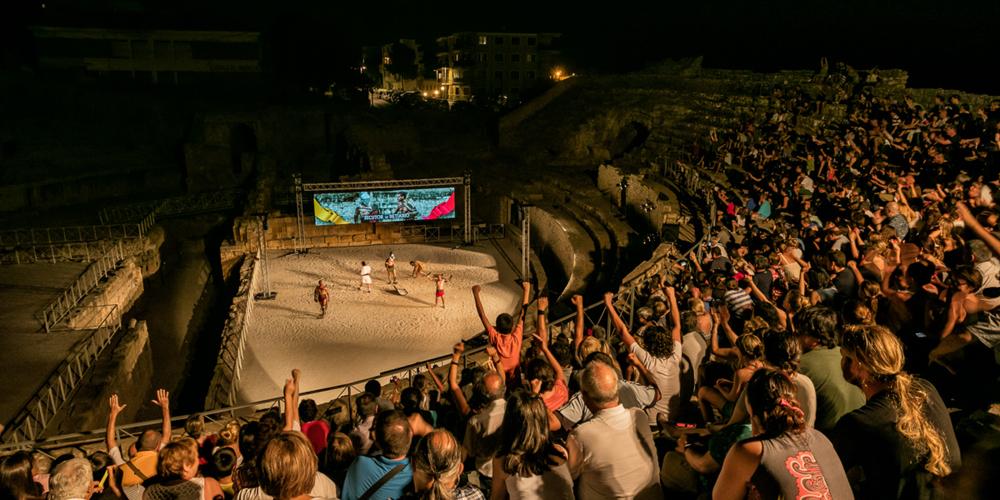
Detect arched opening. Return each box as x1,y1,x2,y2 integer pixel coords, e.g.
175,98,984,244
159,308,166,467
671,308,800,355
609,121,650,160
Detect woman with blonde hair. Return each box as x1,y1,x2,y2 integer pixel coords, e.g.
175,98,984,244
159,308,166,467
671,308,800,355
832,324,961,499
144,438,223,500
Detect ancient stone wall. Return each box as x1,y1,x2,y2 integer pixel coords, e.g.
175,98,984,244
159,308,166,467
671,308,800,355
66,260,144,330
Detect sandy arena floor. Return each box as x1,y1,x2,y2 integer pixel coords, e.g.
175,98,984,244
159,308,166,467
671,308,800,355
237,242,522,403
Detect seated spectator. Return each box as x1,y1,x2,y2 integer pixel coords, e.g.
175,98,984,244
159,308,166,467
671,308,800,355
491,390,573,500
1,451,44,500
341,410,413,500
557,351,658,430
299,399,330,456
403,430,483,500
566,361,662,499
49,458,94,500
144,438,223,500
793,307,866,431
713,369,852,499
833,324,961,499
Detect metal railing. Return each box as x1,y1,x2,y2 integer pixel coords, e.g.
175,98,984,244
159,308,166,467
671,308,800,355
98,189,244,224
204,251,262,409
1,305,123,446
1,239,121,266
37,241,130,333
0,214,155,248
399,223,505,243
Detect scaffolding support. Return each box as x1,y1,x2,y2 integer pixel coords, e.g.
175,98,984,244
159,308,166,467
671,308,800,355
463,172,472,245
293,173,306,254
520,205,531,282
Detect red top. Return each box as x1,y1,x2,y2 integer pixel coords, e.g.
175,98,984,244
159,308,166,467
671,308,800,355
301,420,331,455
488,320,524,376
542,378,569,411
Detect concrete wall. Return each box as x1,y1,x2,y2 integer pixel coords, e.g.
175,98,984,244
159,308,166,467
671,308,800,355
528,208,574,296
53,320,153,434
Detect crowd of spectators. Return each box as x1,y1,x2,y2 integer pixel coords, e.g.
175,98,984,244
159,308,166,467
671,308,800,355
4,66,999,500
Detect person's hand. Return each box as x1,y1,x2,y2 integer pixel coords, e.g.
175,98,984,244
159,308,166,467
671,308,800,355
665,286,676,296
626,352,643,368
109,394,126,416
532,333,548,349
521,281,531,292
472,285,482,295
530,378,543,395
452,342,465,356
675,433,688,453
151,389,169,409
847,260,858,270
719,305,731,321
571,294,583,307
603,292,614,305
485,345,498,359
955,201,973,222
538,296,549,311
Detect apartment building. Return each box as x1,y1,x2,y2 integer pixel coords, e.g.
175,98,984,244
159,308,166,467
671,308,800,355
435,32,561,103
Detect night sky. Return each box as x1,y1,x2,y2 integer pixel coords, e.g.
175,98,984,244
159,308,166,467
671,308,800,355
4,0,999,93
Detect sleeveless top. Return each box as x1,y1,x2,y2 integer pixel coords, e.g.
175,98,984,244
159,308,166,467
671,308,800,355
143,477,206,500
749,429,853,500
504,463,574,500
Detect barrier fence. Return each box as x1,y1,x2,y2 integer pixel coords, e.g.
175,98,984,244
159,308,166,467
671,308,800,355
38,241,130,333
0,213,156,248
1,305,123,446
204,251,262,409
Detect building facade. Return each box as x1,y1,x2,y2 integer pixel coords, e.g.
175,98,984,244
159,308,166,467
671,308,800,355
435,32,561,103
31,26,262,84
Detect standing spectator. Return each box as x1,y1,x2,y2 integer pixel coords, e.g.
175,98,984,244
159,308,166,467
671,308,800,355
299,399,330,455
404,430,483,500
320,433,356,494
350,393,378,456
491,390,573,499
144,438,224,500
48,458,94,500
566,361,661,499
364,380,396,413
606,288,683,423
474,282,531,377
713,369,852,500
832,324,961,499
106,390,172,500
447,342,505,494
341,410,414,500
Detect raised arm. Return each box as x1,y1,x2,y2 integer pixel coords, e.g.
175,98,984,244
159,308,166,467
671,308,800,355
534,296,564,382
515,281,532,325
570,294,585,357
447,342,471,417
424,363,446,395
471,285,491,330
847,260,864,285
282,374,297,431
106,394,126,453
151,389,171,449
710,308,739,359
626,353,661,408
485,346,506,386
604,292,637,347
666,286,681,343
958,202,1000,257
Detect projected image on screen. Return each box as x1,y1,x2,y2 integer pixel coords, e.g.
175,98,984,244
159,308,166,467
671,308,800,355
314,187,456,225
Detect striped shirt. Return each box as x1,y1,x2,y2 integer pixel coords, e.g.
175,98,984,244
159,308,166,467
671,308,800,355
723,289,753,314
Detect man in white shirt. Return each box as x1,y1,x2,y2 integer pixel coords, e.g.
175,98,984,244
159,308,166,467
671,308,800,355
567,361,662,500
359,261,373,293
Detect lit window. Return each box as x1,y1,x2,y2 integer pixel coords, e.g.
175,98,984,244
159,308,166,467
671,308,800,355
383,56,390,64
478,35,487,45
454,53,460,62
526,54,535,63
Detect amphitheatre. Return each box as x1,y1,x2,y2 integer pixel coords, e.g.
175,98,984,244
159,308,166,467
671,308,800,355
2,54,999,497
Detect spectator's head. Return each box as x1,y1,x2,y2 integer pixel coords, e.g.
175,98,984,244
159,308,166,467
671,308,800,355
399,387,423,414
356,392,378,418
364,379,382,398
375,410,413,459
580,361,619,412
48,458,93,500
322,432,356,472
524,357,556,393
829,250,847,270
642,325,677,359
970,239,994,264
746,369,807,438
210,447,237,479
1,451,42,500
499,390,551,477
794,306,839,349
735,333,765,366
157,438,199,481
298,399,319,424
949,265,983,292
762,329,802,373
259,432,317,500
409,430,464,500
184,415,205,439
137,429,161,452
495,313,515,334
30,450,51,477
551,340,573,368
582,351,622,379
472,371,505,407
87,452,112,482
218,420,241,447
636,307,654,324
412,374,431,395
839,324,952,477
